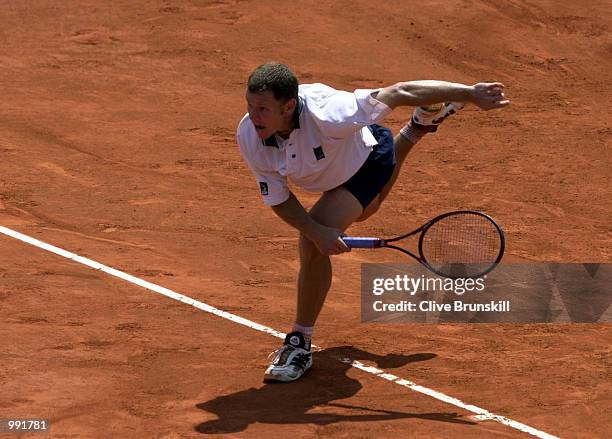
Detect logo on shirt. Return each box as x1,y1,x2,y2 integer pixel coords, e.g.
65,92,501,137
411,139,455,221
313,146,325,160
259,182,269,196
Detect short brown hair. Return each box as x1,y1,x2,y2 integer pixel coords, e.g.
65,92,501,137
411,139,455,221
247,62,298,102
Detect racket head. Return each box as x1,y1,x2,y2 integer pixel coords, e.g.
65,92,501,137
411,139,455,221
418,210,505,279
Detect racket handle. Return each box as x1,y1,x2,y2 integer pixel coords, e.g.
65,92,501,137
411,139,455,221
342,237,383,249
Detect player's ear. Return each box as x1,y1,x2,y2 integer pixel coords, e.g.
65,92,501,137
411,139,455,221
282,97,296,114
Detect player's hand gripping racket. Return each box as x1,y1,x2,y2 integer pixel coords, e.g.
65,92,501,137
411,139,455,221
342,210,505,279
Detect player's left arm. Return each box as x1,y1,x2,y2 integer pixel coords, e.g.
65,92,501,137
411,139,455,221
373,80,510,110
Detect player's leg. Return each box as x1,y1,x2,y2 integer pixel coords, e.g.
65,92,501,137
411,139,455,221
264,186,363,383
357,102,464,222
296,186,363,327
357,130,423,221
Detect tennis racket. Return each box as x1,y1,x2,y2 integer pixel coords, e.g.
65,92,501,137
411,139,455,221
342,210,505,279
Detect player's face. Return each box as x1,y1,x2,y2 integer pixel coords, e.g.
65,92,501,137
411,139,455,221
246,90,291,139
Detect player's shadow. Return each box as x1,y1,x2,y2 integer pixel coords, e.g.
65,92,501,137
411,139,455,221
195,346,475,434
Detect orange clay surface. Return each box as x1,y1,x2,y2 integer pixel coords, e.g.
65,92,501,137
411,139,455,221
1,1,611,438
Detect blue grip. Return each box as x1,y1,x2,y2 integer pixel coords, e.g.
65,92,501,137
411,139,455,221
342,237,381,249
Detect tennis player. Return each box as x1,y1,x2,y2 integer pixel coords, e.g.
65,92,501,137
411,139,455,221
237,62,509,382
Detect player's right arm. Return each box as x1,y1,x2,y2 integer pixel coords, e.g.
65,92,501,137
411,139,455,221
270,193,349,255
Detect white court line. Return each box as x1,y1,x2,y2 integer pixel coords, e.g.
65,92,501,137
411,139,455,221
0,225,559,439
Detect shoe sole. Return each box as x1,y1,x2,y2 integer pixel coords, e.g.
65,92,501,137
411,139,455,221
263,364,312,383
413,102,465,127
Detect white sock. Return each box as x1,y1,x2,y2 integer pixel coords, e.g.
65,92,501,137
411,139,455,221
292,323,314,345
399,123,428,144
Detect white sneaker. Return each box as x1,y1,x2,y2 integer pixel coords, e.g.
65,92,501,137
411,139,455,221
264,331,312,383
412,102,465,132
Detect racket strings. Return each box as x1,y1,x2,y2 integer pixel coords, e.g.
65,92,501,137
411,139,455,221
421,213,502,275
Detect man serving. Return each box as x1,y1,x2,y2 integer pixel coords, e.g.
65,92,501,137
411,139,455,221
237,62,509,382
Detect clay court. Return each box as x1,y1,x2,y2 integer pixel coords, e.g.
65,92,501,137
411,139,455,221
1,1,611,437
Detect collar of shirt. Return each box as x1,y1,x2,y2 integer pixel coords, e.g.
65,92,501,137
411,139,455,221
262,96,304,148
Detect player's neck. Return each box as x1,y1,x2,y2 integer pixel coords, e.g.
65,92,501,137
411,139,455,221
276,117,295,139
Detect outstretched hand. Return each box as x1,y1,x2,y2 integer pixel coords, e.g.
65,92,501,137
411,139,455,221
470,82,510,110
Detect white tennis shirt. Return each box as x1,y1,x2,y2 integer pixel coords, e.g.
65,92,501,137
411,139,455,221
237,83,392,206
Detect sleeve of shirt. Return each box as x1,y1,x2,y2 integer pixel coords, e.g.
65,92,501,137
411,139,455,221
237,130,291,206
307,86,392,139
248,168,291,206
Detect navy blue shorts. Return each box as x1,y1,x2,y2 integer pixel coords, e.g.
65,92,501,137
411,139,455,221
342,124,396,209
